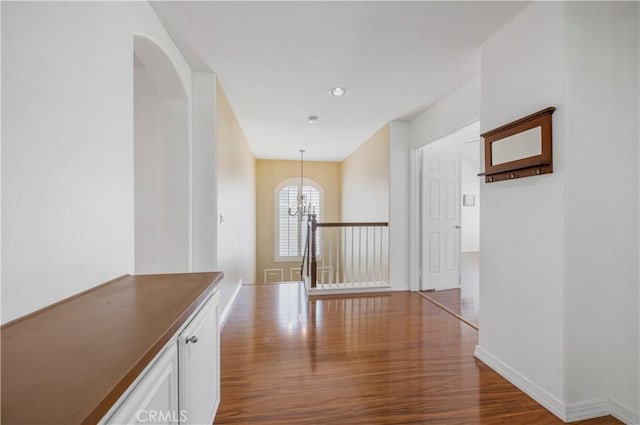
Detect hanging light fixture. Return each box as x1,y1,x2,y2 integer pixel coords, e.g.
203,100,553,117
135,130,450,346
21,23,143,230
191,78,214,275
288,149,316,217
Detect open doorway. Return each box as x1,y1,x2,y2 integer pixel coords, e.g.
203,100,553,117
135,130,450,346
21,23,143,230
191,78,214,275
415,121,480,327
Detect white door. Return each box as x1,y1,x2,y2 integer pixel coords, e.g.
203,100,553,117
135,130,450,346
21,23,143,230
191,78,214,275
179,291,220,425
421,149,461,291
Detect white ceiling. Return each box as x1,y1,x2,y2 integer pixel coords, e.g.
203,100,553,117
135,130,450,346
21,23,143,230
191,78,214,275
151,1,527,161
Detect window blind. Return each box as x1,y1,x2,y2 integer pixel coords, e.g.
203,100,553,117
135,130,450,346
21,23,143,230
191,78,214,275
278,185,321,258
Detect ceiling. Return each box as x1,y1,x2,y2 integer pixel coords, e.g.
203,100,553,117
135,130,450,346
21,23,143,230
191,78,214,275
151,1,528,161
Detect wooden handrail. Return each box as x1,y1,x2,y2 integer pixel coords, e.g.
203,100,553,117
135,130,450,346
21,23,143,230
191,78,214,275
317,222,388,228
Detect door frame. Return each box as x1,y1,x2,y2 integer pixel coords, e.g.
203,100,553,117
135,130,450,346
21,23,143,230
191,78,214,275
408,119,479,292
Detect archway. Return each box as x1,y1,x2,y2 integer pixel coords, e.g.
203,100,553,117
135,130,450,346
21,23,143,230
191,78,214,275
133,35,190,273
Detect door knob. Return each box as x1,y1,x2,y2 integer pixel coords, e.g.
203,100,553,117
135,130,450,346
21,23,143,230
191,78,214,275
454,225,462,229
186,335,199,344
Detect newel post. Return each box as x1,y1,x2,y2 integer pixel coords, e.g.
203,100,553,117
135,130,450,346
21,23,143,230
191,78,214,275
309,214,317,288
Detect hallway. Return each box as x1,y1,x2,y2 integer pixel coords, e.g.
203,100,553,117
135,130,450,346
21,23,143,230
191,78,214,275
216,284,620,424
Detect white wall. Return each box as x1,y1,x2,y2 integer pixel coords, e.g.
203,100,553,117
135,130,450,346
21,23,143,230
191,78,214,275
478,0,568,409
460,155,479,252
160,99,191,271
1,2,191,323
564,1,639,419
388,122,410,291
409,76,480,149
191,72,218,272
0,2,3,296
477,2,639,423
341,125,389,222
134,58,164,273
134,54,190,274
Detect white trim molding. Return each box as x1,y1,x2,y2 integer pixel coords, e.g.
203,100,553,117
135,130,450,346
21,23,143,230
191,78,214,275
474,345,566,420
408,147,422,292
565,399,611,422
566,398,639,424
289,267,302,282
475,345,640,424
609,399,640,425
219,279,242,329
263,268,283,283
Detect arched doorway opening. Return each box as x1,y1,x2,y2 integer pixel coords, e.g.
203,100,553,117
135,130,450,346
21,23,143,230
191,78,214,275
133,35,190,273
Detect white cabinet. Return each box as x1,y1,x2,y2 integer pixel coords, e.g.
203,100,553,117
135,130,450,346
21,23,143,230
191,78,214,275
179,290,220,425
102,289,220,425
103,344,180,425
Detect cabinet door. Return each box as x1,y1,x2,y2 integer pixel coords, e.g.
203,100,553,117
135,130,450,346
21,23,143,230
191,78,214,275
105,343,180,425
179,290,220,425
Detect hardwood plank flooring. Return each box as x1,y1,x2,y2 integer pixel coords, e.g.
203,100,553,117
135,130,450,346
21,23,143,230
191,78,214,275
417,289,479,331
421,252,480,327
216,283,620,424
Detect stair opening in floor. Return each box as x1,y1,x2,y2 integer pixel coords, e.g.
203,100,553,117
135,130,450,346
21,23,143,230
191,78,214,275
301,214,390,296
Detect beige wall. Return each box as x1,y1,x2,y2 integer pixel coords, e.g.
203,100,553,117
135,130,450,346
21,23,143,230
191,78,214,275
256,159,341,283
217,80,256,302
341,125,390,222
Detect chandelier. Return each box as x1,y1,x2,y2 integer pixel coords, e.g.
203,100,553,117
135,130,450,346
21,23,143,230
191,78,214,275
288,149,316,217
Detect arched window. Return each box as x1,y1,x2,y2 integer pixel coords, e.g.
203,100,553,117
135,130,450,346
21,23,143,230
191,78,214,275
275,178,323,261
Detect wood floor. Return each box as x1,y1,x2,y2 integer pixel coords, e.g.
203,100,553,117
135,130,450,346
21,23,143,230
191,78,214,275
216,283,620,424
421,252,480,327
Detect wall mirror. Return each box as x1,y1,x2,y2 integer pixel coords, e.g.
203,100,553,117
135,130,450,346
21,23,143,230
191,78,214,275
481,107,555,183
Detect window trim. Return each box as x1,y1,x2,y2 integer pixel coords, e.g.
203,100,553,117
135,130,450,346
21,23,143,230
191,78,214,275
273,177,324,263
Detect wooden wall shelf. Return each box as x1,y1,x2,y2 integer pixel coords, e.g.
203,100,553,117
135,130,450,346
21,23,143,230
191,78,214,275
481,107,555,183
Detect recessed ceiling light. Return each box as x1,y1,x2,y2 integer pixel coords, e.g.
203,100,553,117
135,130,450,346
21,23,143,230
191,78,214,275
307,115,319,124
330,87,346,97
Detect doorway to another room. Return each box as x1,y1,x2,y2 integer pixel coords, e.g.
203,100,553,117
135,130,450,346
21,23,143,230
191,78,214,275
415,121,480,327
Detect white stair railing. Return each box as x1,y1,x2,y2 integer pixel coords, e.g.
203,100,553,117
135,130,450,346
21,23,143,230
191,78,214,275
302,216,389,292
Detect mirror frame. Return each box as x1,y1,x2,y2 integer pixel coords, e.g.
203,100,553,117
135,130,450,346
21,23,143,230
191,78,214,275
481,107,555,183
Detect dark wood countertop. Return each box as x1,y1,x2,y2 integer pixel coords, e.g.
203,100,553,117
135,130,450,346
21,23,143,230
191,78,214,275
1,271,223,425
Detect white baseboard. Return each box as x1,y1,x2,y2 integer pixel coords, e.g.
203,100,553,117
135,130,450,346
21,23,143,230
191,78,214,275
219,279,242,328
565,399,611,422
474,345,640,424
474,345,567,421
610,399,640,425
306,284,391,296
567,398,640,424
